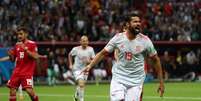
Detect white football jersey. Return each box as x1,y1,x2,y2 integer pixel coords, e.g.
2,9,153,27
70,46,95,70
104,32,157,86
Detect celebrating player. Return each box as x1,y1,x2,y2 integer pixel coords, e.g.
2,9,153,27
82,14,165,101
6,27,39,101
68,35,95,101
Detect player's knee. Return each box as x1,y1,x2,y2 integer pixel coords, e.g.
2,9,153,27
78,80,85,88
79,83,85,88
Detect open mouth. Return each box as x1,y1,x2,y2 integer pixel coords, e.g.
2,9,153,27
134,27,140,33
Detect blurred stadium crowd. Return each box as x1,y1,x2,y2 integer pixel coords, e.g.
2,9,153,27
0,0,201,85
0,0,201,47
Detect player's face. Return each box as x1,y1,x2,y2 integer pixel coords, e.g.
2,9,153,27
128,16,141,35
80,36,89,48
17,31,27,42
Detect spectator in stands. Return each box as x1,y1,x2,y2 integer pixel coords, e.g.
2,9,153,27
161,51,177,80
47,49,56,86
0,0,200,47
186,50,198,66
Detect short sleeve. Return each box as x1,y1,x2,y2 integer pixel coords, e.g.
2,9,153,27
146,39,157,57
104,35,118,53
69,47,77,56
90,48,95,58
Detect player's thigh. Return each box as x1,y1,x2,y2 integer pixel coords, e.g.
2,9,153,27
110,80,126,101
21,76,33,89
73,70,88,81
125,84,143,101
7,74,21,89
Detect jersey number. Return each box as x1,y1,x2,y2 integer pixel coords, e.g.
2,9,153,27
26,79,33,86
125,52,132,61
19,52,24,59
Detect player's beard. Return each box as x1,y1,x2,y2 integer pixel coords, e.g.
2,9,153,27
129,27,141,36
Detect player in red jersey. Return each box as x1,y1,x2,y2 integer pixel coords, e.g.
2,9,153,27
7,27,39,101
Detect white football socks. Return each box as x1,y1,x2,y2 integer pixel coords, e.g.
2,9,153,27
76,86,84,101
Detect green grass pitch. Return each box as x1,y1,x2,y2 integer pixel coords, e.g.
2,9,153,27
0,82,201,101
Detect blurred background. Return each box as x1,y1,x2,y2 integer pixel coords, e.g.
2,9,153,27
0,0,201,86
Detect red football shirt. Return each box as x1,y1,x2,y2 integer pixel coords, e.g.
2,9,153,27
11,40,38,76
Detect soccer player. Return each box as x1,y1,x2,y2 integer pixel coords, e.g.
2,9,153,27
68,35,95,101
82,14,165,101
6,27,39,101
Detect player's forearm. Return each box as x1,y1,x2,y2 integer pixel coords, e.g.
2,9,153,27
154,56,164,83
0,56,10,62
68,54,73,68
88,50,105,68
25,50,39,60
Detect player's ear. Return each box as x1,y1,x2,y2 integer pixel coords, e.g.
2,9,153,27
24,32,28,37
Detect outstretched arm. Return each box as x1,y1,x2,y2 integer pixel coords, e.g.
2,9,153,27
0,56,10,62
150,55,165,97
82,49,108,73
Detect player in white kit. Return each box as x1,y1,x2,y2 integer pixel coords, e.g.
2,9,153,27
68,35,95,101
81,14,165,101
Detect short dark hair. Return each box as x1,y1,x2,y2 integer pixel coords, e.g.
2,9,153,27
124,13,141,23
16,26,29,34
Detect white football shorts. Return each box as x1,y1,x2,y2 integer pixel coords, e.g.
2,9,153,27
73,70,88,81
110,79,143,101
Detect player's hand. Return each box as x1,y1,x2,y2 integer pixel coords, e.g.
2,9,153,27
83,58,91,65
7,49,14,56
7,49,15,61
157,82,165,97
86,59,92,65
81,65,92,75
